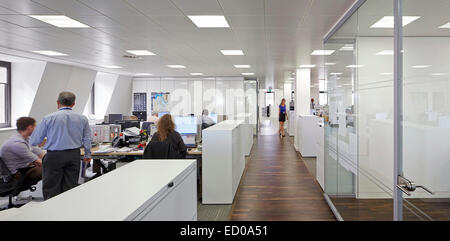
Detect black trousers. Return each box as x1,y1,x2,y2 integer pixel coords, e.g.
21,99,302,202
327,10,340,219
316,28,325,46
42,149,80,200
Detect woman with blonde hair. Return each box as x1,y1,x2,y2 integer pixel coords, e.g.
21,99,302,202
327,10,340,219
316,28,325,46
150,114,187,158
279,98,288,137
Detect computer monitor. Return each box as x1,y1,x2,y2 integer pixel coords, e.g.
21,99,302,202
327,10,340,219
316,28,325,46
174,116,198,135
158,112,169,118
115,120,140,130
108,114,123,124
208,113,218,123
132,111,147,121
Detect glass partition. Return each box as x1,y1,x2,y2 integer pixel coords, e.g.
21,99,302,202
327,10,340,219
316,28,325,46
401,0,450,221
324,0,396,221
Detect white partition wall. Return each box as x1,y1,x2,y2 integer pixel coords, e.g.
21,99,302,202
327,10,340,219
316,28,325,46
132,77,246,120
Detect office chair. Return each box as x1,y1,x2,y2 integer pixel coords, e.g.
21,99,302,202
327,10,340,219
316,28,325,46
143,141,179,159
0,158,38,210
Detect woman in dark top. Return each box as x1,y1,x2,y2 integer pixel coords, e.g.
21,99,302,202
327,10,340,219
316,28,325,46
150,114,187,158
278,98,288,137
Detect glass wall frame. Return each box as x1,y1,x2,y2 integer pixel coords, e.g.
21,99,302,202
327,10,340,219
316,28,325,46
323,0,449,221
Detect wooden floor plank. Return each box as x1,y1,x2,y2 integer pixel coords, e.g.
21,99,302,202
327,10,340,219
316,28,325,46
229,135,335,221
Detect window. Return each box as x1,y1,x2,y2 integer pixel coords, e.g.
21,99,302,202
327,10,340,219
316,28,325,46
0,61,11,128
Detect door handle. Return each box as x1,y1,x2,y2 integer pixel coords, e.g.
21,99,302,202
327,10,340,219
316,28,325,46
397,175,434,196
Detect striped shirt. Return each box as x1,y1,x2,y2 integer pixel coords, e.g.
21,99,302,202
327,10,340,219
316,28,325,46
0,132,43,174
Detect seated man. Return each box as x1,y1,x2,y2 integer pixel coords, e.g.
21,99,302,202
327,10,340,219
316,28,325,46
0,117,44,181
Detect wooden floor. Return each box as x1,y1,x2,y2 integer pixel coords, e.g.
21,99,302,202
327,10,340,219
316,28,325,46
229,135,335,221
332,197,450,221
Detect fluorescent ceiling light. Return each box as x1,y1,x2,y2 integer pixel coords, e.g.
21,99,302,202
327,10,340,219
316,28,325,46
29,15,90,28
325,63,336,66
234,65,250,68
376,50,394,55
346,65,364,68
241,73,254,76
190,73,203,76
134,73,153,76
126,50,156,56
103,65,122,69
299,65,316,68
311,50,335,56
412,65,431,68
221,50,244,55
339,44,354,51
167,65,186,68
188,15,229,28
380,73,393,75
32,50,67,56
370,16,421,28
431,73,448,76
288,77,295,80
329,72,343,75
439,22,450,28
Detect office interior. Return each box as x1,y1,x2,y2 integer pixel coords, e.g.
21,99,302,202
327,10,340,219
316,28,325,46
0,0,448,221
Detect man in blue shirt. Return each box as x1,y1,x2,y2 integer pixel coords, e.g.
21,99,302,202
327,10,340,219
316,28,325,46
30,91,91,200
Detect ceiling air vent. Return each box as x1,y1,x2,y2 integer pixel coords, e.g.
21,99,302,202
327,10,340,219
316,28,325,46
122,55,142,59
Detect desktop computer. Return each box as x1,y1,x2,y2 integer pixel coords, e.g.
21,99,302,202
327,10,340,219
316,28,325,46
115,120,140,130
107,114,123,124
158,112,169,118
132,111,147,121
175,116,198,147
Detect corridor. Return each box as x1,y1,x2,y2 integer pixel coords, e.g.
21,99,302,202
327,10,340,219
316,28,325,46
229,134,335,221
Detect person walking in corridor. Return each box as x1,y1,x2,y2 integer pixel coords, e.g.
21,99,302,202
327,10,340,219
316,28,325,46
279,98,288,137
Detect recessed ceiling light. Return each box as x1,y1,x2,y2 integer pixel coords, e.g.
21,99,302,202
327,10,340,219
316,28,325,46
431,73,448,76
134,73,153,76
32,50,67,56
329,72,343,75
339,44,354,51
188,15,230,28
241,73,254,76
311,50,335,55
439,22,450,28
376,50,394,55
346,65,364,68
380,73,393,75
299,65,316,68
126,50,156,56
29,15,90,28
370,16,421,28
168,65,186,68
288,77,295,80
190,73,203,76
221,50,244,55
412,65,431,68
103,65,122,69
325,63,336,65
234,65,250,68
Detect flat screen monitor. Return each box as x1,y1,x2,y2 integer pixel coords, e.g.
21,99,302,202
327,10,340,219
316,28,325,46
208,113,218,123
108,114,123,124
158,112,169,118
115,120,140,130
175,116,198,135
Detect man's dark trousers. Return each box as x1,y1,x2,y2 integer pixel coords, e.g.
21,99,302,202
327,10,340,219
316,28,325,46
42,149,80,200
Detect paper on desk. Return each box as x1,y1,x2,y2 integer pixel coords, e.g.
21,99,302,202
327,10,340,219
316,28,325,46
123,127,140,136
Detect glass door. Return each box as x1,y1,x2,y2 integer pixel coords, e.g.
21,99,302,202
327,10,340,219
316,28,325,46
398,0,450,221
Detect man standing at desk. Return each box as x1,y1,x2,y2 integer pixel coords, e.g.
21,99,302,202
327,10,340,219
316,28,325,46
31,91,91,200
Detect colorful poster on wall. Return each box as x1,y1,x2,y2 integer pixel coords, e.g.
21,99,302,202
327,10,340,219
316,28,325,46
151,92,170,113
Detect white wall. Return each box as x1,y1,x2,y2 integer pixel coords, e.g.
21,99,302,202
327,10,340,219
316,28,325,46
295,68,311,116
132,77,246,120
11,61,46,124
105,75,132,116
94,72,118,119
29,62,97,122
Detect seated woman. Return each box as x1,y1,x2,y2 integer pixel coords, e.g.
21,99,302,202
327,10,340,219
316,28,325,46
150,114,187,158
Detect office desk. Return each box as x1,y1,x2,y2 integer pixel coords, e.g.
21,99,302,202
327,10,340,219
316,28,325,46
5,160,197,221
81,145,201,176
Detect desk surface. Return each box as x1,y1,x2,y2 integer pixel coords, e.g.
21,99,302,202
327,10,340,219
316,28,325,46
8,160,196,221
82,145,201,156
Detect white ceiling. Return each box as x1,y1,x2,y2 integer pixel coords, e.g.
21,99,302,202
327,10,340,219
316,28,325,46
0,0,356,88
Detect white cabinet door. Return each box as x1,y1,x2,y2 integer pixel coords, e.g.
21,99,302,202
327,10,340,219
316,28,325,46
138,169,197,221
